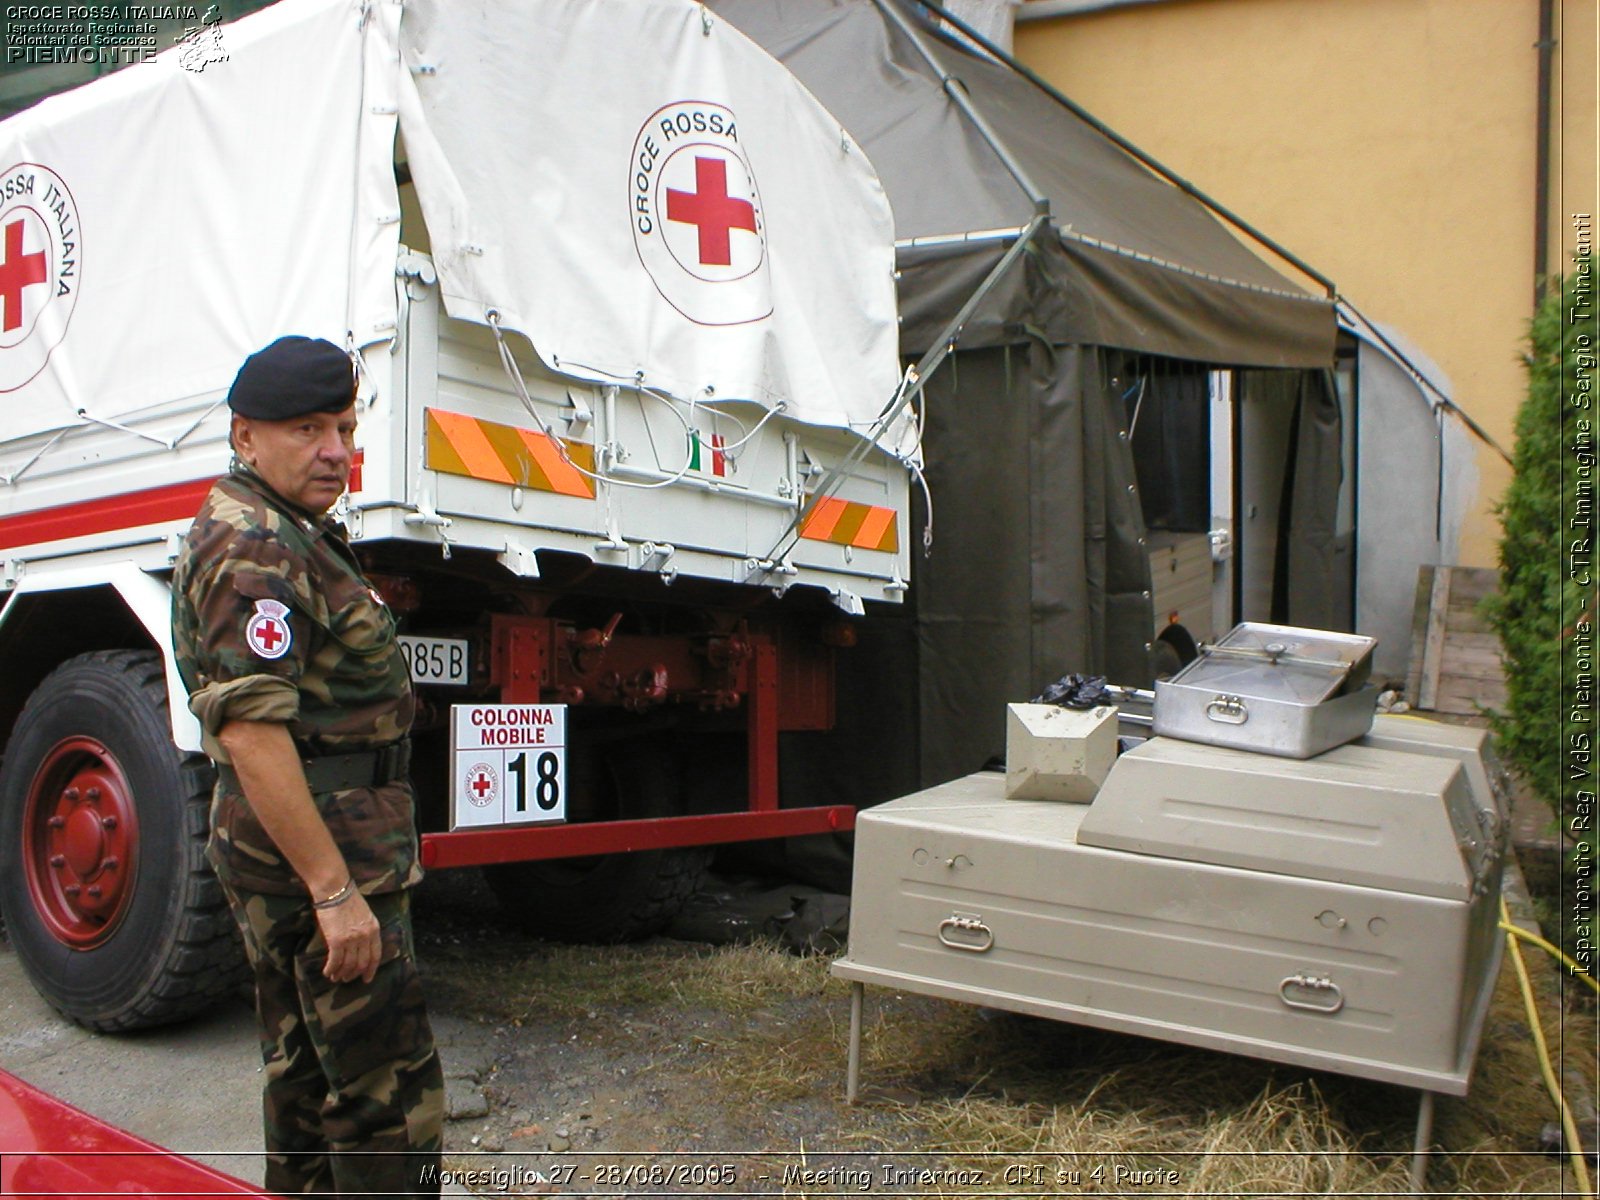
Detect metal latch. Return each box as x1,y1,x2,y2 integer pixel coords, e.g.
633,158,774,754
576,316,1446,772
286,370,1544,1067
1279,973,1344,1014
403,497,454,560
1208,526,1233,561
396,252,437,284
633,541,677,584
937,913,993,954
563,388,594,438
1205,694,1249,725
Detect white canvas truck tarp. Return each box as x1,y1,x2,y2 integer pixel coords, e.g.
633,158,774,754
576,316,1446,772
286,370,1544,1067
396,0,901,432
0,0,909,607
0,0,395,416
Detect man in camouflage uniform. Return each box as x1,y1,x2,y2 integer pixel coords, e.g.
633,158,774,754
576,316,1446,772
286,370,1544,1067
171,336,443,1198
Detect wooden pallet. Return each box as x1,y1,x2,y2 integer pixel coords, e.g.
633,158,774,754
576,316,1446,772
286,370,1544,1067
1406,565,1508,714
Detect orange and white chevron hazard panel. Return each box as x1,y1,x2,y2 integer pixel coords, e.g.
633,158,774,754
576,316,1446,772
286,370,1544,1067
424,408,595,499
798,495,899,553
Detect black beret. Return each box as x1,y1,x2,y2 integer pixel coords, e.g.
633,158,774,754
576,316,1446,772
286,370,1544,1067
227,336,355,419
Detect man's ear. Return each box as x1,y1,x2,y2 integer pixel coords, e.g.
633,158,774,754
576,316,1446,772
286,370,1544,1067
230,414,253,462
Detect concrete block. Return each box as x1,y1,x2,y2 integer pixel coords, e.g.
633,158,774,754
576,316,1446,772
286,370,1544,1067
1004,702,1116,802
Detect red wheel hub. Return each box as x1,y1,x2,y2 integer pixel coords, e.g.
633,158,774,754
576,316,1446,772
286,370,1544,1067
22,737,139,949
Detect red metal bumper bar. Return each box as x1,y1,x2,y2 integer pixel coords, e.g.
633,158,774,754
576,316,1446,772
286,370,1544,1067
420,804,855,870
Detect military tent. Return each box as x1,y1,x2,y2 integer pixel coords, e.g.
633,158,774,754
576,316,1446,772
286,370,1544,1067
708,0,1344,812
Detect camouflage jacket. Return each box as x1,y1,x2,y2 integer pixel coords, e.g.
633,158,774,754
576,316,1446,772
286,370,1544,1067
171,465,420,896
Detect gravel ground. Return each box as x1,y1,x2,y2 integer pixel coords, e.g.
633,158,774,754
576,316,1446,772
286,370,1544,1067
409,866,929,1195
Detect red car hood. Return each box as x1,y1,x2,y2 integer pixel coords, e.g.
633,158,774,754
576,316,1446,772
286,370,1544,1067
0,1068,267,1198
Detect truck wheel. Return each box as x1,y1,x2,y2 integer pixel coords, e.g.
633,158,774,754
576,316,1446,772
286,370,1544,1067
483,742,710,943
0,650,246,1031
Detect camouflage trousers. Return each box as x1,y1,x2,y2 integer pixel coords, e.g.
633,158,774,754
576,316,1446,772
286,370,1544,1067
222,883,445,1199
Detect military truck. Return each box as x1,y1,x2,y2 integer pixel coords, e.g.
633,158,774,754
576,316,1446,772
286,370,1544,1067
0,0,912,1029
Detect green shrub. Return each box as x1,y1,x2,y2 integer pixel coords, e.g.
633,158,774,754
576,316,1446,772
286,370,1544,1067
1485,254,1597,979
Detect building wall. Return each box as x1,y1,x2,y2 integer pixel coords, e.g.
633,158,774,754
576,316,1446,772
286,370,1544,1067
1015,0,1598,570
1554,0,1598,268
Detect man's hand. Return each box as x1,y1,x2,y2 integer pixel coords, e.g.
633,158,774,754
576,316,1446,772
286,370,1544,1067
217,720,377,981
316,889,382,984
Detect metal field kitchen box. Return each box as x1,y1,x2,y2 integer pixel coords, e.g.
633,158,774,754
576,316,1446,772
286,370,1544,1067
835,715,1507,1096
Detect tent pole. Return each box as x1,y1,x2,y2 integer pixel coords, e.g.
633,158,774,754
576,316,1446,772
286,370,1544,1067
752,213,1050,570
900,214,1050,399
915,0,1336,299
1337,300,1513,466
870,0,1051,216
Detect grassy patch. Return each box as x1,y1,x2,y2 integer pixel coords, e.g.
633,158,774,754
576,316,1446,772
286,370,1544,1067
422,933,840,1025
418,905,1592,1194
689,947,1585,1195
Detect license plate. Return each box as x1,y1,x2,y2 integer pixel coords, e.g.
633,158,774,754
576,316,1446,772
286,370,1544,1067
449,704,567,829
398,636,470,685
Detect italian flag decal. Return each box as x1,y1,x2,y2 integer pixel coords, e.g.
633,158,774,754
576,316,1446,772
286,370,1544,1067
688,430,727,476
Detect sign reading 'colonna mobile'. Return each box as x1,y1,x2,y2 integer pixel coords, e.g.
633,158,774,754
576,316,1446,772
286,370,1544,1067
450,703,567,830
0,163,80,393
630,101,771,328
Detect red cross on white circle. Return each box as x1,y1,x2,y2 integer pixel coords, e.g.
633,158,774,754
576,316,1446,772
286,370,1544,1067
629,103,771,327
0,218,47,334
0,163,81,390
464,763,497,808
666,156,757,267
246,611,292,660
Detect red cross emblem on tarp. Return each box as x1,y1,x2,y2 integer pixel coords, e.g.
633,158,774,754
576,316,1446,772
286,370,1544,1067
245,599,293,661
0,163,83,392
630,102,771,327
0,219,47,334
667,157,757,267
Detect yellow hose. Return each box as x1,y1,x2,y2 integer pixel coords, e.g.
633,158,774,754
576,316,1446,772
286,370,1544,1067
1502,897,1595,1197
1381,713,1595,1184
1499,919,1600,995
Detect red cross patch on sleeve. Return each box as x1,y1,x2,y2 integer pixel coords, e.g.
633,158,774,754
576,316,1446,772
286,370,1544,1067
245,599,293,660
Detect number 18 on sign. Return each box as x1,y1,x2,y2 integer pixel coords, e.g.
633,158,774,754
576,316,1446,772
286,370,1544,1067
450,704,566,829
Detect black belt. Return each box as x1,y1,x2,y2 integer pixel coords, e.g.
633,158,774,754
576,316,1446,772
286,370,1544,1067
217,739,411,794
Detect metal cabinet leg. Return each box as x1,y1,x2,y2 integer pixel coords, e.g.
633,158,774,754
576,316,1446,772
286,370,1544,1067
847,981,864,1104
1409,1090,1436,1192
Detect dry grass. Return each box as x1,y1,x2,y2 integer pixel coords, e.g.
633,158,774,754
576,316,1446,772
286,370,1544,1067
677,943,1589,1196
416,884,1594,1196
421,930,839,1025
903,1080,1403,1195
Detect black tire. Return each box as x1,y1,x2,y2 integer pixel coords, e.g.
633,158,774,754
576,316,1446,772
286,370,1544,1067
483,740,710,943
0,650,247,1031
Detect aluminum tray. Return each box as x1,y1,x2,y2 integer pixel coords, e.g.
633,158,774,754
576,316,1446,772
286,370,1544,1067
1153,623,1378,757
1189,623,1376,697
